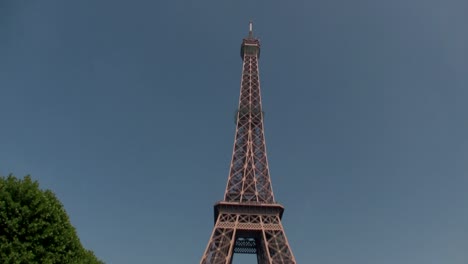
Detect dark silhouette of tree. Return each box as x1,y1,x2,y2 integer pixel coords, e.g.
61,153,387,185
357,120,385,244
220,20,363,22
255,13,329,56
0,174,104,264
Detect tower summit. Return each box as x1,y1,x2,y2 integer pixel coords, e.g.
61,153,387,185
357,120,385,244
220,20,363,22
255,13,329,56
241,22,260,59
200,23,296,264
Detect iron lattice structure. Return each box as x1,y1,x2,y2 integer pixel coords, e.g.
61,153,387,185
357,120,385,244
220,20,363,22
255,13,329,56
200,23,296,264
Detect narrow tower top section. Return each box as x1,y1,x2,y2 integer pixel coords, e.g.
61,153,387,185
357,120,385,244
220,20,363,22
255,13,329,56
240,21,260,59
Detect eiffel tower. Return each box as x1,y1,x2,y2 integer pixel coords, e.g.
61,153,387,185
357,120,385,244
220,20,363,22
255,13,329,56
200,22,297,264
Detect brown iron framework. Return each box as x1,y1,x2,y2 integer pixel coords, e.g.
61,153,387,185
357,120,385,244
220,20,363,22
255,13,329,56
200,23,296,264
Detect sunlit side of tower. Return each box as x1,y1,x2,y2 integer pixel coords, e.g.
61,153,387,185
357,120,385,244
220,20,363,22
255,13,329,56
200,23,296,264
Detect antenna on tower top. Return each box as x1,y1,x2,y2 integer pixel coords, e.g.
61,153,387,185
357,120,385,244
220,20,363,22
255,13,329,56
248,21,253,38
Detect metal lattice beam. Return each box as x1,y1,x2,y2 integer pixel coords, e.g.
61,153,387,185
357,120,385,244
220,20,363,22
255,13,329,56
200,23,296,264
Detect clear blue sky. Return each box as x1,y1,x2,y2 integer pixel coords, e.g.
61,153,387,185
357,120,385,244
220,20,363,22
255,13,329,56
1,0,467,263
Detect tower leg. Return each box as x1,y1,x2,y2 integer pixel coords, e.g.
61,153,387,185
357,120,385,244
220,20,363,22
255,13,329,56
200,214,237,264
261,229,296,264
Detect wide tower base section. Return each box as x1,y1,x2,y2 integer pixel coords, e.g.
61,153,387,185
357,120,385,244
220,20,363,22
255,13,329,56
200,202,296,264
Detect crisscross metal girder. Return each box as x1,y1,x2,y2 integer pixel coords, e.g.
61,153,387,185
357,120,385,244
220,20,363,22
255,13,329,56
224,50,275,204
201,28,296,264
200,207,297,264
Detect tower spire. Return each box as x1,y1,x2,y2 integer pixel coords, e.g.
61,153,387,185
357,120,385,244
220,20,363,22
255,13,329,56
240,21,260,59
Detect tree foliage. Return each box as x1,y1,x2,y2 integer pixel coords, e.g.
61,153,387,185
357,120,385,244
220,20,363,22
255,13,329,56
0,174,104,264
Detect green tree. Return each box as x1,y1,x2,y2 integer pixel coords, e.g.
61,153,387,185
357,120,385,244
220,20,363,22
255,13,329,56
0,174,104,264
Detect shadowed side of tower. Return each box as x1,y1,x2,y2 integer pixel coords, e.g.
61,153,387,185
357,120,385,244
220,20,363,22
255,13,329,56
200,22,296,264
